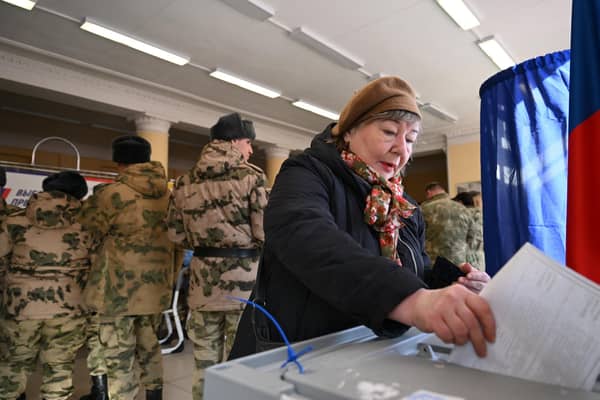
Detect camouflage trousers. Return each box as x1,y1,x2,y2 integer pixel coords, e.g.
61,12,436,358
0,316,87,400
99,314,163,400
0,272,7,362
86,314,107,376
0,314,8,363
187,310,242,400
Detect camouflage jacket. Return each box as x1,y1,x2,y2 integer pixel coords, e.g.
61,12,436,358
167,140,268,311
465,207,485,271
0,191,91,320
0,197,20,303
421,193,474,266
0,197,19,217
80,161,174,316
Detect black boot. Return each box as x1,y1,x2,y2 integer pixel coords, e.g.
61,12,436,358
146,388,162,400
16,394,26,400
80,374,108,400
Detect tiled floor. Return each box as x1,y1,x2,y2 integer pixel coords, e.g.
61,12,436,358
25,340,195,400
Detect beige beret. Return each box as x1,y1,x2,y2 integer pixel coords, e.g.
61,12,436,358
332,76,421,136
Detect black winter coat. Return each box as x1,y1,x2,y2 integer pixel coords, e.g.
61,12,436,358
229,124,430,359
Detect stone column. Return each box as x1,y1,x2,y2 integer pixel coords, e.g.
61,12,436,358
133,115,171,174
264,145,290,187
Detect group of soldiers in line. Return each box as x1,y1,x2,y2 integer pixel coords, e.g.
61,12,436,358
421,181,485,272
0,111,268,400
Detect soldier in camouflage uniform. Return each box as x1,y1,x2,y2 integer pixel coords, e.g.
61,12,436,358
79,183,110,400
80,136,174,400
0,171,91,400
0,166,19,362
167,113,268,400
466,204,485,271
421,182,475,268
452,191,485,271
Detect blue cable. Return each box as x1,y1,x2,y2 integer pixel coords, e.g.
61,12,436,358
227,296,313,373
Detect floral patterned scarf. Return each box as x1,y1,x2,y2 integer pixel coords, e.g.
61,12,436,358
341,150,416,265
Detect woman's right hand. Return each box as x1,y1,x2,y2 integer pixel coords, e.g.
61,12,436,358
389,285,496,357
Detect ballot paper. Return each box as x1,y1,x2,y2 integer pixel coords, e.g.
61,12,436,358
449,242,600,391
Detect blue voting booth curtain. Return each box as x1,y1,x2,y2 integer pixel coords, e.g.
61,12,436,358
479,50,570,276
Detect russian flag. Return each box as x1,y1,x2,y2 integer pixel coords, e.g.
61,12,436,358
567,0,600,283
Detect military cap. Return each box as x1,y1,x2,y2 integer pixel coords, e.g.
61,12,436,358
42,171,88,200
210,112,256,141
112,135,151,164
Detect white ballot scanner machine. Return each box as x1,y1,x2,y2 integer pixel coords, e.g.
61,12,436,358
205,326,600,400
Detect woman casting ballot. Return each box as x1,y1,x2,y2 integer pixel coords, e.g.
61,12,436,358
230,76,495,359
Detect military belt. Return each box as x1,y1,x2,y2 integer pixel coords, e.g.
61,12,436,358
193,247,259,258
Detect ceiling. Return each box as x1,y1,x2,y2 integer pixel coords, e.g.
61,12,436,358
0,0,572,153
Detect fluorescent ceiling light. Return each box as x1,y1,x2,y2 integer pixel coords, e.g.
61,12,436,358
2,0,36,10
420,103,458,122
290,27,364,70
292,100,339,120
477,36,515,70
80,19,189,66
436,0,480,30
220,0,274,20
209,69,281,98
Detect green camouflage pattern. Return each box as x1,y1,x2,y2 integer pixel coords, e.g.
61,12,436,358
80,161,174,316
167,140,267,311
187,310,242,400
0,191,90,320
465,207,485,271
85,313,107,375
0,315,86,400
99,314,163,400
421,193,474,267
0,198,20,306
0,197,20,361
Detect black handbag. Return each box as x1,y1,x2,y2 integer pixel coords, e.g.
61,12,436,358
251,253,285,352
428,256,467,289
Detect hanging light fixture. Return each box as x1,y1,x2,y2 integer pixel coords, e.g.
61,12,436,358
80,19,190,66
292,100,339,120
477,36,515,70
209,69,281,98
435,0,480,30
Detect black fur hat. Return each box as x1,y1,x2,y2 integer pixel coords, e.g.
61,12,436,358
210,113,256,141
42,171,88,200
112,135,151,164
0,166,5,187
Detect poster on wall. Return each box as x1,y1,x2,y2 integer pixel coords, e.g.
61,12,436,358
1,164,115,208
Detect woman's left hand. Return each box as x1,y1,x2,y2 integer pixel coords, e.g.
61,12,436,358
457,263,490,294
